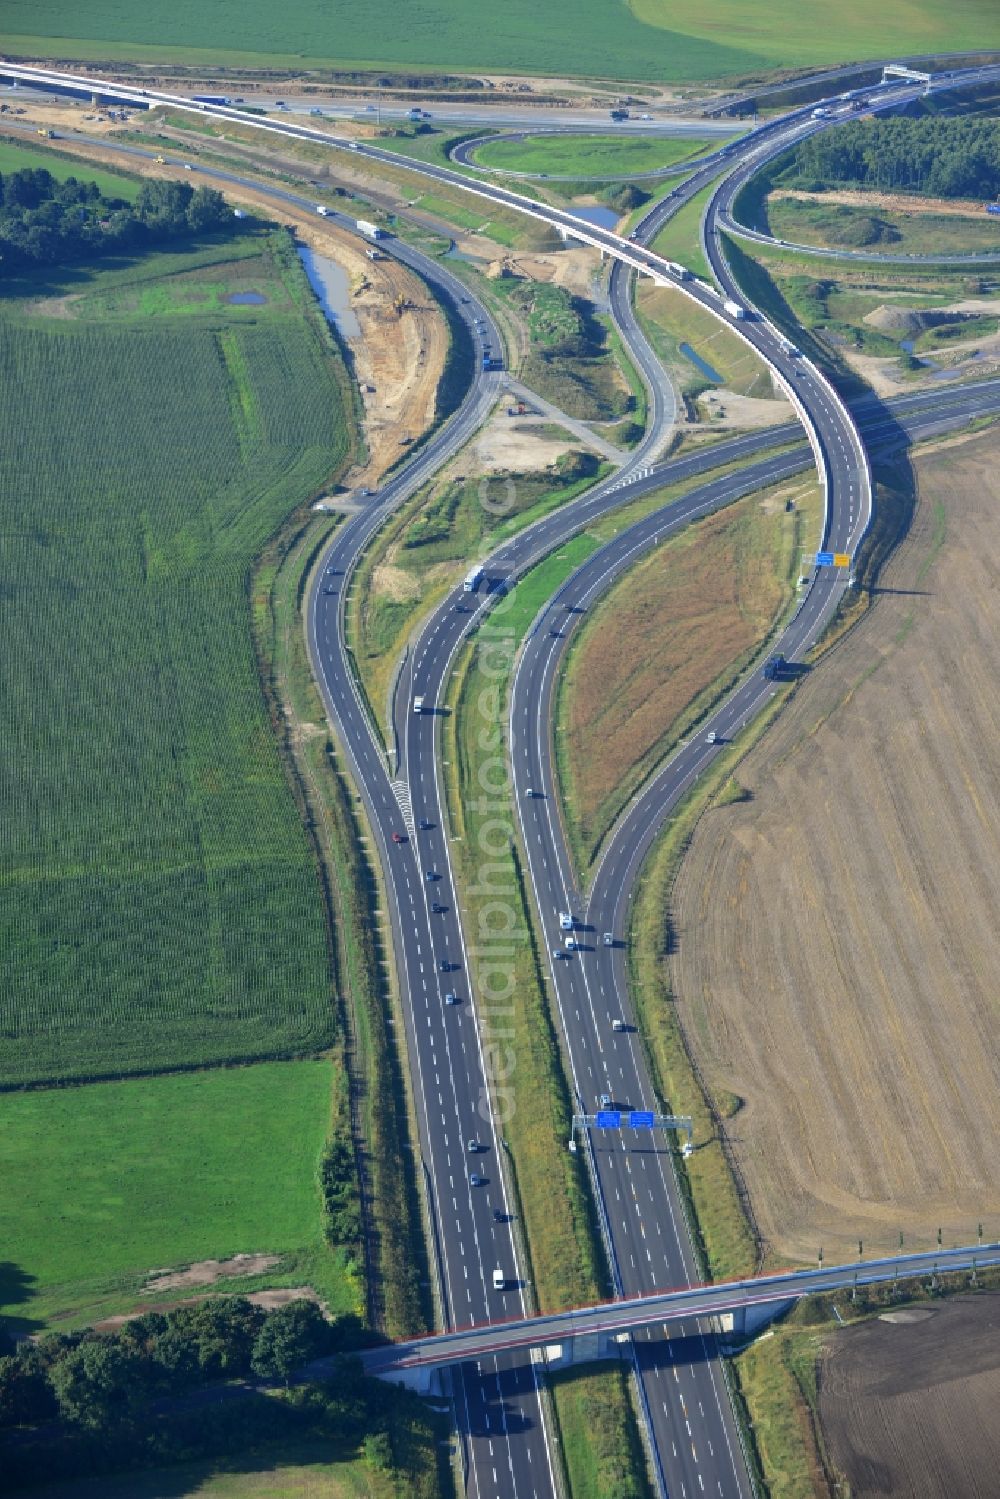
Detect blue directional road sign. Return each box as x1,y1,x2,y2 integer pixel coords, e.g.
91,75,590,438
815,551,835,567
629,1111,655,1128
595,1110,621,1129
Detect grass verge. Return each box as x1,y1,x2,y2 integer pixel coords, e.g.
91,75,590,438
253,511,431,1340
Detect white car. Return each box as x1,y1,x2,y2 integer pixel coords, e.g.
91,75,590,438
706,730,717,744
559,912,573,930
564,935,578,951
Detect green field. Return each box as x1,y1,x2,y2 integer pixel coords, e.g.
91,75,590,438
23,1444,411,1499
0,232,356,1086
0,1061,361,1331
4,0,998,81
472,132,720,178
0,137,141,199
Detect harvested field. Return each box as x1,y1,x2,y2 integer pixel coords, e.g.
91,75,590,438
559,478,815,871
818,1294,1000,1498
671,430,1000,1264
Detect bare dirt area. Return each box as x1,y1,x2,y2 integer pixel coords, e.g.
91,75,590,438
94,1285,320,1333
671,429,1000,1264
695,390,794,429
501,247,603,297
141,1254,281,1294
771,186,995,222
464,405,583,474
818,1294,1000,1497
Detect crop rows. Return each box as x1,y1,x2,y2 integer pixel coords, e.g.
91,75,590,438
0,299,348,1085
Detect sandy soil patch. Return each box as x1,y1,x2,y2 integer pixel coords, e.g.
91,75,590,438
844,339,1000,398
142,1254,280,1294
671,428,1000,1264
501,248,603,297
94,1285,320,1333
696,389,793,429
772,186,996,221
466,409,580,474
818,1294,1000,1498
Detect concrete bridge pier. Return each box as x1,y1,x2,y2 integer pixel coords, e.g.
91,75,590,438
720,1298,796,1343
533,1330,631,1371
375,1363,446,1396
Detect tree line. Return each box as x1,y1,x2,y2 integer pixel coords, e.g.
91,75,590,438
0,1296,432,1490
0,168,235,271
781,116,1000,200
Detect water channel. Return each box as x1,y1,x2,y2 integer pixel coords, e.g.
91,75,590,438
298,246,362,340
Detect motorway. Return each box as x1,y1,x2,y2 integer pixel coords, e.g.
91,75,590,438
380,367,1000,1499
9,58,1000,1497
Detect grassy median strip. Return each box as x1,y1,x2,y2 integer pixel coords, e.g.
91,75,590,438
441,536,652,1496
649,176,720,280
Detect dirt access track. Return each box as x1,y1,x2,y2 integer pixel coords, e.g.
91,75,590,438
818,1293,1000,1497
671,427,1000,1264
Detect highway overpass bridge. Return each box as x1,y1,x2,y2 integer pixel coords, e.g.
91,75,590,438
361,1243,1000,1382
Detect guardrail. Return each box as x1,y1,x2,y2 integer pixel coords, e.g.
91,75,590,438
362,1242,1000,1370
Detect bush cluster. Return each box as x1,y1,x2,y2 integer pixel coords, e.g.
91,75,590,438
0,1297,356,1433
0,1298,388,1489
0,168,233,269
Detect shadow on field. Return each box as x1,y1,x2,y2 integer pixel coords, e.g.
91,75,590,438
0,1261,43,1341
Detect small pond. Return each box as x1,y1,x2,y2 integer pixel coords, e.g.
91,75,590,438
678,341,723,384
566,204,621,232
298,246,362,340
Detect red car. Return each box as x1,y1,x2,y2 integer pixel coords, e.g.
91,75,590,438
391,831,406,844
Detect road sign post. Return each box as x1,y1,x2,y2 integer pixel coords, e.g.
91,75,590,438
571,1110,694,1156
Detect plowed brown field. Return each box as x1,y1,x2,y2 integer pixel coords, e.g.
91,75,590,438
671,431,1000,1262
818,1295,1000,1498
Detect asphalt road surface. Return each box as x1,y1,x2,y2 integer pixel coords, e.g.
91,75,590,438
9,62,1000,1497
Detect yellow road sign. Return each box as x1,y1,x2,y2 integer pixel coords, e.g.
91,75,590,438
833,553,851,568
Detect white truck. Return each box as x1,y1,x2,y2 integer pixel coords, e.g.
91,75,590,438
492,1268,505,1291
463,564,484,593
315,204,330,216
724,299,747,319
365,247,383,260
413,695,425,714
811,106,833,120
357,218,386,240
